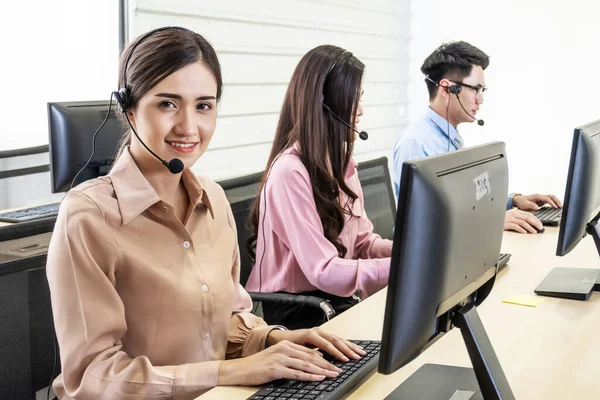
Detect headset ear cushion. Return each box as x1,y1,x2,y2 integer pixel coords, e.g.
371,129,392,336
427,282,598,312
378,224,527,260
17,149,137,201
114,87,130,112
449,85,462,95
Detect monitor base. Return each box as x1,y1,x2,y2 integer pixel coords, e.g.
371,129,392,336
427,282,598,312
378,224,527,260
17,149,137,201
385,364,481,400
386,304,514,400
535,267,600,301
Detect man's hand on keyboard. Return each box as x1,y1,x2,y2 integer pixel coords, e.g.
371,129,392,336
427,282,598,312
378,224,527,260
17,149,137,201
218,340,342,386
504,209,544,234
268,327,366,362
513,194,562,211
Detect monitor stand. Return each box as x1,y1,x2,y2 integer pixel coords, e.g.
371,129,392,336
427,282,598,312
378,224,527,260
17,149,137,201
385,304,515,400
534,216,600,301
587,216,600,258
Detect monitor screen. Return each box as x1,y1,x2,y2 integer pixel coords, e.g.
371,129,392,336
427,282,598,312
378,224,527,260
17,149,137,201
556,120,600,256
379,141,508,375
48,100,126,193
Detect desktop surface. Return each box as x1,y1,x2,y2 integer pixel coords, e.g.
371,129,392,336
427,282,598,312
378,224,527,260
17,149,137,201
198,227,600,400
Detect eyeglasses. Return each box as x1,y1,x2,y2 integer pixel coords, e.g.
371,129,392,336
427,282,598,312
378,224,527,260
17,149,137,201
449,80,487,99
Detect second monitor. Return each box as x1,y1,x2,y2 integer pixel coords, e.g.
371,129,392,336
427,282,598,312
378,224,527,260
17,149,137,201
48,100,126,193
534,119,600,301
380,141,513,399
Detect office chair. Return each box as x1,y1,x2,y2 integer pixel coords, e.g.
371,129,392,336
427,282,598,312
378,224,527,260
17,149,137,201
356,156,396,240
219,172,336,326
0,217,60,400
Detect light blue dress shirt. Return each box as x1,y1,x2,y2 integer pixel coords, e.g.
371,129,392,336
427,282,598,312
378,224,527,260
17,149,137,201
392,107,512,210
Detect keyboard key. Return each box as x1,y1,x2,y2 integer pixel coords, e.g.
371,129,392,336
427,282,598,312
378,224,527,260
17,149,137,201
247,340,380,400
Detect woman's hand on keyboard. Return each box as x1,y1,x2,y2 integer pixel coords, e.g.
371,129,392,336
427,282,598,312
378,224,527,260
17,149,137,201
218,340,342,385
268,327,366,362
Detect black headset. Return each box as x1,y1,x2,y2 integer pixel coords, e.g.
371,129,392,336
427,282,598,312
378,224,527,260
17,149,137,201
69,26,190,191
322,49,369,141
449,85,462,95
425,74,481,152
425,74,483,126
114,26,191,114
113,26,195,175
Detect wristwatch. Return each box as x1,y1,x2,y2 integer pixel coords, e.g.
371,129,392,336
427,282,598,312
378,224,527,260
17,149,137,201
265,325,287,348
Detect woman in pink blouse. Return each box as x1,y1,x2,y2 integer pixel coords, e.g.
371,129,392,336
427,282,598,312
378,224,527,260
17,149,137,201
46,28,365,399
246,46,393,329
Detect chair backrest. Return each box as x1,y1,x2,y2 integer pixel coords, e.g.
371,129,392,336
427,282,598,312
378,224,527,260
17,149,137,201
0,146,63,210
0,217,60,399
219,172,263,287
356,157,396,241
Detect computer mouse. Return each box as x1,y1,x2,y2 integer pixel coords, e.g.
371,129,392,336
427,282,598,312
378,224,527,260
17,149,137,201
536,227,545,234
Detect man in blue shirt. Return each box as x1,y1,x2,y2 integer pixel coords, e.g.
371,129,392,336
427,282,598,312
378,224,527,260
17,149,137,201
393,41,561,234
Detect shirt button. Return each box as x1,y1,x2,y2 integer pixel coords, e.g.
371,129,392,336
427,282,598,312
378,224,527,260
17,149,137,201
204,332,211,341
201,284,209,292
183,241,190,249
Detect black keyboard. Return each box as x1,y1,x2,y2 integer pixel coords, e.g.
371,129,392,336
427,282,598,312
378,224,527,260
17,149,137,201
497,252,511,273
532,207,562,226
0,203,60,223
248,340,380,400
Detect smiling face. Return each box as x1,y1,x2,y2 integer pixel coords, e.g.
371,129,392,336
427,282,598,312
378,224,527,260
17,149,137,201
127,61,218,172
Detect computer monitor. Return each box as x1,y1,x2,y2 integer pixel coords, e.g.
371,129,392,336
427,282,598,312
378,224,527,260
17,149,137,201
556,120,600,257
532,121,600,301
48,100,126,193
379,142,514,399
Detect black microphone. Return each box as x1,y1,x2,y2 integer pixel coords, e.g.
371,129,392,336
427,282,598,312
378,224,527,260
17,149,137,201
323,103,368,140
454,93,485,126
123,111,184,174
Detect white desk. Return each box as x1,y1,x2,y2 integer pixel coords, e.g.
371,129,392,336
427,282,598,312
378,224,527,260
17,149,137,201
199,228,600,399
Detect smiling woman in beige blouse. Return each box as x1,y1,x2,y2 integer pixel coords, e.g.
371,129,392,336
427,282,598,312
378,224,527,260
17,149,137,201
46,26,364,400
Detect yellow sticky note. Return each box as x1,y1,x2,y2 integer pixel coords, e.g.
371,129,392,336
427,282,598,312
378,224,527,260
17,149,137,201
502,295,545,307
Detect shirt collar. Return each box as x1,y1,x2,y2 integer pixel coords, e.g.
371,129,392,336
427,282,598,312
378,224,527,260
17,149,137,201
110,147,214,225
425,106,460,142
181,168,215,220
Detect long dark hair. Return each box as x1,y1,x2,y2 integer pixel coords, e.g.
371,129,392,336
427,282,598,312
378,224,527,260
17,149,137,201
248,45,365,262
114,27,223,157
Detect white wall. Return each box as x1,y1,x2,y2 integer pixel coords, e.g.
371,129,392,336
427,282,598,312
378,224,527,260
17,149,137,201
130,0,410,181
0,0,119,150
409,0,600,197
0,1,118,209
